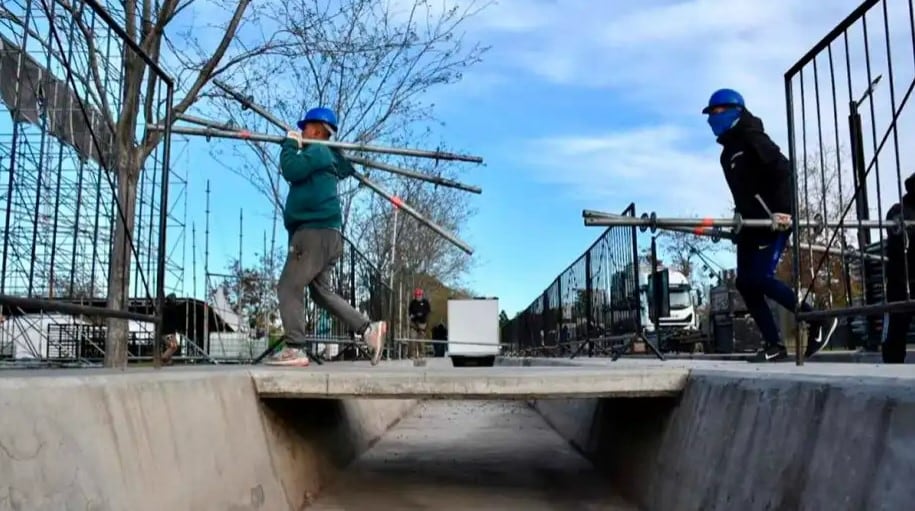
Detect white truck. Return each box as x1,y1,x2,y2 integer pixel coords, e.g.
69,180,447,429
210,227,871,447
447,297,501,367
639,268,699,333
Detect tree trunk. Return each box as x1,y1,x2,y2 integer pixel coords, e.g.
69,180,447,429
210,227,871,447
105,147,141,368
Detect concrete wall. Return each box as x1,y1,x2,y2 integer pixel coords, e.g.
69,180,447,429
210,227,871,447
534,371,915,511
0,370,416,511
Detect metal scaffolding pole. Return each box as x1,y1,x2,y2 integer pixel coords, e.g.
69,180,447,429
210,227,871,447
350,156,482,194
161,124,474,254
210,79,483,163
166,118,481,194
637,222,887,262
176,112,235,130
583,209,915,234
163,95,478,255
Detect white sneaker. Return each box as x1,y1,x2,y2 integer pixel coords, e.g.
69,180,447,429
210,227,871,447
264,347,311,367
362,321,388,366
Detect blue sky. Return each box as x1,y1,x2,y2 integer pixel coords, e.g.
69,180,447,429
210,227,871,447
173,0,881,317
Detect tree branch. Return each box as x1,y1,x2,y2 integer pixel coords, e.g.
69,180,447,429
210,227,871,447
143,0,252,156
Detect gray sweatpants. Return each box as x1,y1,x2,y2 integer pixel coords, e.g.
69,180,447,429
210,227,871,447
277,228,370,348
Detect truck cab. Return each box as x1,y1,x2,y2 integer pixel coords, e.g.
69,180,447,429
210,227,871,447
640,268,698,333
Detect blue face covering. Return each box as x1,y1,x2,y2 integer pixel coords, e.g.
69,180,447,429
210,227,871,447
707,108,741,137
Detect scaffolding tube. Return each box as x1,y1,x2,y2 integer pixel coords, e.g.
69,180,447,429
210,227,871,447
583,209,914,234
170,113,481,193
211,79,485,163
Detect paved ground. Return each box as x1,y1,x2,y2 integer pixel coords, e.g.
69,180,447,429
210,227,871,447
307,400,636,510
4,356,914,399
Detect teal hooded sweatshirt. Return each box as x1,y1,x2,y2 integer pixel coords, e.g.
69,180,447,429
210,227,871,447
279,138,356,236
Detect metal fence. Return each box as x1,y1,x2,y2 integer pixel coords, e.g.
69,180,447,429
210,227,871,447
501,203,640,356
0,0,175,366
783,0,915,358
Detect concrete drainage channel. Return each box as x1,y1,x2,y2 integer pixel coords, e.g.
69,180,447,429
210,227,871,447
2,356,915,510
504,356,915,511
305,400,634,510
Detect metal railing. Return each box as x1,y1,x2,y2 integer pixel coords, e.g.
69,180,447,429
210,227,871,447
783,0,915,360
501,203,640,357
0,0,175,366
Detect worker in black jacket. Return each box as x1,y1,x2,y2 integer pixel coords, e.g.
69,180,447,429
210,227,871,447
408,288,431,358
881,172,915,363
704,88,838,362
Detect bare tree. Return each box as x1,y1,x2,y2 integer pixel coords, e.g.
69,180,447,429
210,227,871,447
777,146,861,307
793,147,856,245
33,0,295,367
355,142,477,282
656,229,726,282
211,247,284,333
209,0,490,282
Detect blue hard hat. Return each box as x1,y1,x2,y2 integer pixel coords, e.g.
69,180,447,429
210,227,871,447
702,89,745,114
297,107,338,132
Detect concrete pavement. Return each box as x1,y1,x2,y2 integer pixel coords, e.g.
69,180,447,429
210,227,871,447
251,362,689,399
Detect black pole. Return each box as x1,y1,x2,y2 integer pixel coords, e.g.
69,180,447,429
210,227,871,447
849,100,874,349
650,235,662,349
629,205,641,337
349,244,356,307
584,251,593,356
785,71,804,365
153,83,173,369
849,101,872,247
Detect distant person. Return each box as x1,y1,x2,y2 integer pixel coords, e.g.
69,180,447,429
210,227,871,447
269,107,387,367
881,172,915,363
431,322,448,357
161,334,179,365
703,88,837,362
408,288,431,358
160,293,180,365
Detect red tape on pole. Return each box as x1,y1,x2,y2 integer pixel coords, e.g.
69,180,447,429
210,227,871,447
694,217,713,235
391,196,403,209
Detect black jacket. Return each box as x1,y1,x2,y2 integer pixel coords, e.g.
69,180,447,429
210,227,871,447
409,298,430,322
717,110,794,243
886,192,915,265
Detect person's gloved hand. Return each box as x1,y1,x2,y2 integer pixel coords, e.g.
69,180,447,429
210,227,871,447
771,212,793,231
286,130,303,148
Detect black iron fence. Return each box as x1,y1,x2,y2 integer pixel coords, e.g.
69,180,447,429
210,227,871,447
501,203,640,356
0,0,175,365
783,0,915,355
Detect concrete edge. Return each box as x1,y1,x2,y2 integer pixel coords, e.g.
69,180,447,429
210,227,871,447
0,366,422,511
527,365,915,511
250,366,690,399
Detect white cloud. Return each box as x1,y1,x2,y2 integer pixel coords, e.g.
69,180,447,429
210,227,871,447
469,0,864,133
522,124,731,216
448,0,915,226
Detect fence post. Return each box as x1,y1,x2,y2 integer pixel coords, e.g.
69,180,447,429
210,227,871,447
584,251,593,356
349,244,356,307
626,206,644,337
557,277,563,348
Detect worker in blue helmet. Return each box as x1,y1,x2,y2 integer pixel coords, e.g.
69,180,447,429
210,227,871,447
296,107,339,137
703,88,837,363
268,107,388,368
